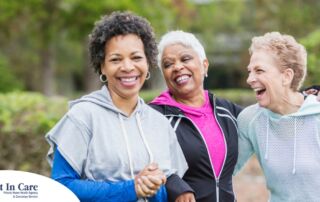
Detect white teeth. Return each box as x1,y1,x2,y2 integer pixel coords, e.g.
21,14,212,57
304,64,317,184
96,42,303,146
176,75,189,83
253,88,263,92
121,77,136,82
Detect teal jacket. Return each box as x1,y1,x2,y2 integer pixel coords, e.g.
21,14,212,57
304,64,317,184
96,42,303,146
235,95,320,202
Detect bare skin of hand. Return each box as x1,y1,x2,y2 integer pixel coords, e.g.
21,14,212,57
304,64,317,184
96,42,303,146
304,89,320,101
134,163,167,198
304,89,319,96
175,192,196,202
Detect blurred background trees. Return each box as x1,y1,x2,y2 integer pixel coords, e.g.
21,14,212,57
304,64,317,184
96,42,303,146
0,0,319,96
0,1,319,200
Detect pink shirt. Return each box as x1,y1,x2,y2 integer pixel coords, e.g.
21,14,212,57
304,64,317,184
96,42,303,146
151,90,226,177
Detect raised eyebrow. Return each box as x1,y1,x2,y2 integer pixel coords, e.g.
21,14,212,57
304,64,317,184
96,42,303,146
131,51,144,55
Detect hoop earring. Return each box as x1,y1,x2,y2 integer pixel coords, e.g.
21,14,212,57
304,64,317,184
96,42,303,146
99,74,107,83
146,71,151,80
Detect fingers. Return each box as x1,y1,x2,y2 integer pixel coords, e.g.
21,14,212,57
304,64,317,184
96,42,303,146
141,176,160,190
135,182,145,198
140,178,157,195
305,89,319,95
147,163,158,171
137,163,159,177
148,174,166,185
135,177,154,198
135,177,158,198
135,163,167,198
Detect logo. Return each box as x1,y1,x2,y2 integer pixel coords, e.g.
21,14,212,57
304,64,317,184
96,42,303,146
0,170,79,202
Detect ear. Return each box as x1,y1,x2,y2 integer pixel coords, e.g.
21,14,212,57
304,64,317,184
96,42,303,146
282,68,294,87
203,59,209,75
100,63,106,75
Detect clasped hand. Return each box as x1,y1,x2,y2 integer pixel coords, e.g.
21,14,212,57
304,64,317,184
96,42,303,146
134,163,166,198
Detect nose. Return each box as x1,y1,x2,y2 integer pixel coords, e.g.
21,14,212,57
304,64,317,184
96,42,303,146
246,72,256,85
173,61,184,71
122,59,134,72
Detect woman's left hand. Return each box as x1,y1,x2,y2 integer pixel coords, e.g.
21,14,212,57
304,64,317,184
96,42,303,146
134,163,166,198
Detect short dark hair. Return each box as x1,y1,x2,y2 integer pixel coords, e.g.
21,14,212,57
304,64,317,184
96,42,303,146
89,11,158,74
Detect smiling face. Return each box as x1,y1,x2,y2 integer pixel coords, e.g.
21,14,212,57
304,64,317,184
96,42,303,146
247,50,290,111
101,34,148,101
161,43,208,100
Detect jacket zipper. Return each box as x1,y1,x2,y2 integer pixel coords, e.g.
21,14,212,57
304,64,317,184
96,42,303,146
169,112,227,202
212,96,228,202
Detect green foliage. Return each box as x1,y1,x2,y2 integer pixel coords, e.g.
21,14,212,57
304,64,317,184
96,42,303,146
0,92,67,175
140,89,255,106
300,29,320,85
0,55,23,92
213,88,256,106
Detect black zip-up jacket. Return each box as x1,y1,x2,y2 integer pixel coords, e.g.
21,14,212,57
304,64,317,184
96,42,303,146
150,92,243,202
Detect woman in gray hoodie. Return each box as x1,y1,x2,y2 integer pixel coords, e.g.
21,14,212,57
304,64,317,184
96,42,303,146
46,11,190,202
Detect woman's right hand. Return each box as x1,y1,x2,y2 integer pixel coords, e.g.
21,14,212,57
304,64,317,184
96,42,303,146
134,163,166,198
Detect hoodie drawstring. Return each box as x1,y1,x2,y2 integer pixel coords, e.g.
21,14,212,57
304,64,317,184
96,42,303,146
118,113,154,179
119,114,135,179
292,118,297,174
136,113,154,163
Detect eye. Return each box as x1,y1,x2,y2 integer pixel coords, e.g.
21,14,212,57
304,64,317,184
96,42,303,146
109,57,121,63
132,55,143,62
256,69,264,73
162,61,173,69
181,55,192,62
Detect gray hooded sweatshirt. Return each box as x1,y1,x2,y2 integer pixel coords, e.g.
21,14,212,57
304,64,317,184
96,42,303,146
46,85,187,183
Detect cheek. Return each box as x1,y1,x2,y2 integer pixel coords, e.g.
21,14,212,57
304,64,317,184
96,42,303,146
162,70,172,82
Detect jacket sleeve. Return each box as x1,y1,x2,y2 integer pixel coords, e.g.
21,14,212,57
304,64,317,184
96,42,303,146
52,149,138,202
165,174,194,202
165,126,194,202
233,110,254,175
52,149,168,202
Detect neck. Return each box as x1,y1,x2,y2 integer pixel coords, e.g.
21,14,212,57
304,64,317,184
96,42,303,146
108,89,138,116
173,89,206,107
271,91,304,115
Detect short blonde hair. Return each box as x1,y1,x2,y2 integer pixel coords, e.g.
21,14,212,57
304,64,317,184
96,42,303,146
249,32,307,91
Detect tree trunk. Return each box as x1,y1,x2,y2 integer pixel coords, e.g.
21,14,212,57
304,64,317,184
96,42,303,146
41,45,55,96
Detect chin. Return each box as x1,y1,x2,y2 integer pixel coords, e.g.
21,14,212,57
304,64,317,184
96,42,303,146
257,100,269,109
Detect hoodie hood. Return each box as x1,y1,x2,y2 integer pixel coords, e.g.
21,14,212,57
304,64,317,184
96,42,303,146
69,85,145,117
265,95,320,119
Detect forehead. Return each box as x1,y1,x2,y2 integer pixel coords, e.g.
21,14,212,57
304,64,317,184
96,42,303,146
106,34,144,52
162,43,196,58
247,50,279,70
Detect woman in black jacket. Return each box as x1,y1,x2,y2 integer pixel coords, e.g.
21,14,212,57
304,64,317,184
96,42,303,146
149,30,242,202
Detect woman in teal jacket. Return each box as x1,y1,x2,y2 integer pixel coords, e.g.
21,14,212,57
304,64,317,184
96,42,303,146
235,32,320,201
